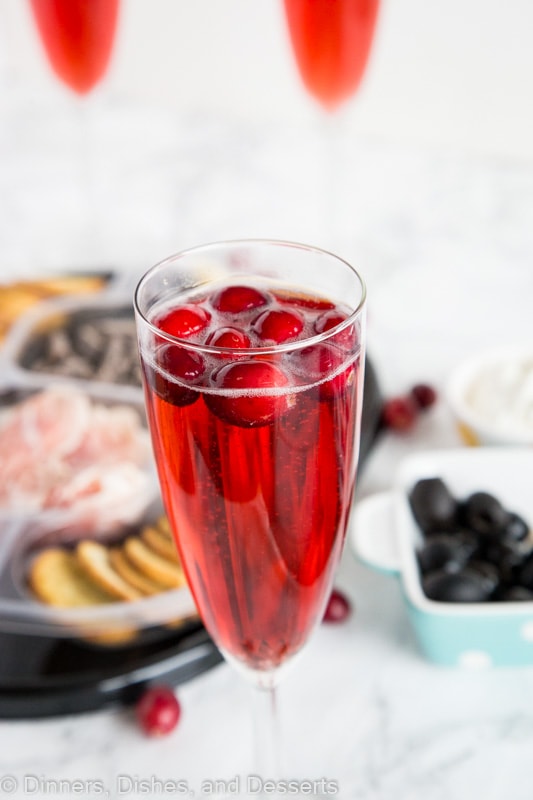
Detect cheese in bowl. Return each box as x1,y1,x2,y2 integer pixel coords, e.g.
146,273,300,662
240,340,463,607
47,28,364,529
448,347,533,446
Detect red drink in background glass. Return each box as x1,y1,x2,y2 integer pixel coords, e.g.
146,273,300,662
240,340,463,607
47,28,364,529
140,282,362,673
29,0,120,93
283,0,380,109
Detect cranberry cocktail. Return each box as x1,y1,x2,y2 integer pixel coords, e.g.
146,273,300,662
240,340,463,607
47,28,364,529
135,242,366,684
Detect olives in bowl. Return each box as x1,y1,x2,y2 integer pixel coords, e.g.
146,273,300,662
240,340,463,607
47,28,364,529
352,448,533,667
411,478,532,604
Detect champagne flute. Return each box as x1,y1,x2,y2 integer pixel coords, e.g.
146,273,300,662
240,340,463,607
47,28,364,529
283,0,380,111
134,240,366,794
283,0,380,245
27,0,122,263
28,0,120,94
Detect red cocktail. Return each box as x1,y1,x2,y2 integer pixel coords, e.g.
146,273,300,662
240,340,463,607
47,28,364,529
283,0,380,109
135,241,366,778
29,0,120,94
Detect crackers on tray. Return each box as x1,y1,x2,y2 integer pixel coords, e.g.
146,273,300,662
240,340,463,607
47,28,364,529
28,515,187,609
0,275,107,342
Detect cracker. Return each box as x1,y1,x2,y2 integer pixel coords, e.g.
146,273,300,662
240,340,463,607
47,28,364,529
156,515,173,539
123,537,186,589
109,547,167,596
141,525,179,563
85,627,138,647
29,548,114,607
76,541,142,602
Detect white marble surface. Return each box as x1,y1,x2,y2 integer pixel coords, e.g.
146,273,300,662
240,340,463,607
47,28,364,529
1,83,533,800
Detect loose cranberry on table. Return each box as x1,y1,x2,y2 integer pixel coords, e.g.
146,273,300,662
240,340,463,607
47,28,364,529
136,685,181,736
381,396,418,432
411,383,438,409
323,589,352,623
382,383,438,432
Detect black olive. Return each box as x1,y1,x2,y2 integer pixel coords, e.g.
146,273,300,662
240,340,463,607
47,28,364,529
409,478,459,535
417,531,478,575
461,491,510,539
466,560,501,595
498,586,533,602
501,512,529,544
483,538,533,584
417,536,459,574
516,554,533,590
422,568,495,603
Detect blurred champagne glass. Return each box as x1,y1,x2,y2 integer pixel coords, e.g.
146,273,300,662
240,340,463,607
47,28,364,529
27,0,122,263
283,0,380,244
28,0,120,94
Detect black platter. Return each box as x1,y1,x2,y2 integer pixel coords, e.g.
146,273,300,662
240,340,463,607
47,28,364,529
0,357,382,719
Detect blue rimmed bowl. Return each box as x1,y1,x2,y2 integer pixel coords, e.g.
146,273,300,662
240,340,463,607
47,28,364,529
351,448,533,667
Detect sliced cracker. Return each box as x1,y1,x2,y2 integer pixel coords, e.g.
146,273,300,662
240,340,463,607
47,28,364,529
76,541,142,602
28,548,114,607
123,537,186,589
156,515,173,539
141,525,179,563
109,547,167,596
86,627,138,646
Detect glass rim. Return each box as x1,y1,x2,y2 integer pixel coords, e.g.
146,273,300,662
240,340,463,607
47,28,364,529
134,238,366,356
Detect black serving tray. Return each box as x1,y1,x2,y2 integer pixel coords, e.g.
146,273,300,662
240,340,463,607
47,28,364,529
0,620,222,719
0,322,381,718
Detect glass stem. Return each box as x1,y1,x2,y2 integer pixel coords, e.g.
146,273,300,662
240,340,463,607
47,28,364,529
252,683,281,785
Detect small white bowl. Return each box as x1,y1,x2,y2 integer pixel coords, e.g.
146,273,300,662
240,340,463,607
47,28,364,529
447,346,533,446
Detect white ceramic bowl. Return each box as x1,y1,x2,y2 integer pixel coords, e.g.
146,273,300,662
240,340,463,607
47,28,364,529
447,346,533,446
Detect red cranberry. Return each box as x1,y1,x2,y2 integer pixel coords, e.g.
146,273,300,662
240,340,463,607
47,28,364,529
252,308,304,344
293,343,353,401
206,360,290,427
411,383,438,410
206,327,251,351
314,309,347,334
273,291,335,311
211,285,268,314
381,396,418,431
136,686,181,736
323,589,352,623
155,304,211,339
149,344,205,406
314,309,354,349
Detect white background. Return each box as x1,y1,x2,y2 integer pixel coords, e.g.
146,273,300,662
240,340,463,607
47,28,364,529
1,5,533,799
2,0,533,161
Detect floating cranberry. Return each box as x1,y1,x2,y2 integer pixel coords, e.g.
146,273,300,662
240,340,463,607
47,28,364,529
253,308,304,344
211,285,268,314
323,589,352,623
293,343,353,401
206,327,251,351
381,396,418,431
411,383,438,410
274,291,335,311
206,360,290,427
155,304,211,339
150,344,204,406
136,686,181,737
314,309,347,334
314,309,354,349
